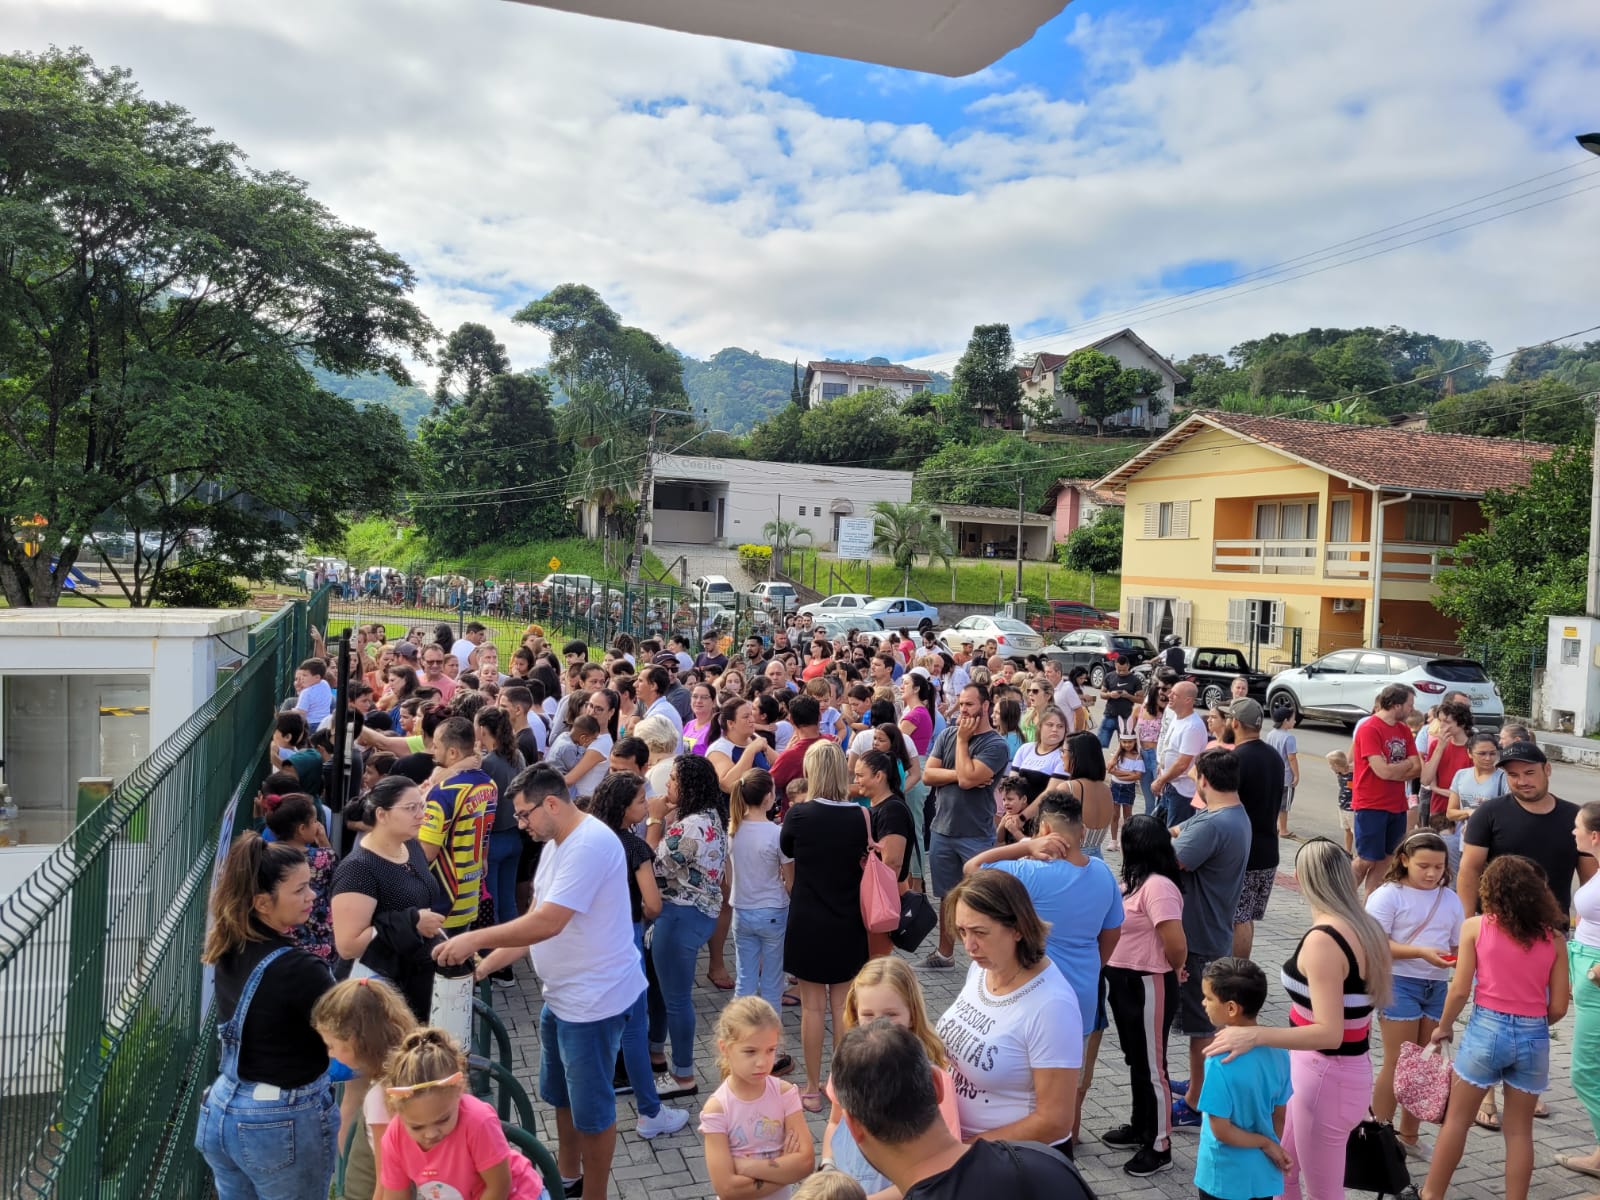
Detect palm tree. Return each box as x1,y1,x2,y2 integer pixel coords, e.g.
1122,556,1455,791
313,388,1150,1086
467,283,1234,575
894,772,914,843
761,518,812,577
870,500,955,592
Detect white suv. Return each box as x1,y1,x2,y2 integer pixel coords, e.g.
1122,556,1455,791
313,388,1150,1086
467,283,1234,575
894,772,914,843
797,593,875,621
1265,648,1504,729
691,574,738,599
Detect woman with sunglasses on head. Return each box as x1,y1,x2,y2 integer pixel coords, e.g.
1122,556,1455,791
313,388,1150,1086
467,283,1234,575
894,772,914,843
1136,682,1167,817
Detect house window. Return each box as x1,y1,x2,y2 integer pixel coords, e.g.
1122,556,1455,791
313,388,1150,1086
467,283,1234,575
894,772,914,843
1404,500,1452,544
813,506,821,517
910,384,925,394
820,383,847,402
1142,500,1190,539
798,505,806,516
1253,500,1318,572
1226,598,1285,649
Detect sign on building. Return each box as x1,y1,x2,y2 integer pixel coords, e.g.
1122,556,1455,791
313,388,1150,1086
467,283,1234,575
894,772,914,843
836,517,876,560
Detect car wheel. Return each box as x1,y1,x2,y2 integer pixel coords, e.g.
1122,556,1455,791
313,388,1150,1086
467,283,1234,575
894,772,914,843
1267,690,1300,725
1202,684,1224,710
1089,664,1107,688
918,618,934,632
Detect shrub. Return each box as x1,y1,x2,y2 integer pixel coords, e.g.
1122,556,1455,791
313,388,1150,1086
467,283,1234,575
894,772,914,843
736,544,772,578
150,560,251,607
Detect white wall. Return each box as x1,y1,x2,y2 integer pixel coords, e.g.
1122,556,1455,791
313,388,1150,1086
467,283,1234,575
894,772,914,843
653,509,717,542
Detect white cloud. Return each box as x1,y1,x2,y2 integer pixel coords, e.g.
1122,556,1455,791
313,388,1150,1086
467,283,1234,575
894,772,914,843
3,0,1598,382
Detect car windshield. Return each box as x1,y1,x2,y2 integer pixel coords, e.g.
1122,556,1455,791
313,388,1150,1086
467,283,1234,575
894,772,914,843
993,618,1034,635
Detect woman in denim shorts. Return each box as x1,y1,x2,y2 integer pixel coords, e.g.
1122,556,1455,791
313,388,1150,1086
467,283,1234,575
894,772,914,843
1364,831,1463,1156
1419,856,1571,1200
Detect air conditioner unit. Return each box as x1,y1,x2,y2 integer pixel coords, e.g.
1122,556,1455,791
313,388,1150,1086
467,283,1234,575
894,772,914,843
1332,598,1363,613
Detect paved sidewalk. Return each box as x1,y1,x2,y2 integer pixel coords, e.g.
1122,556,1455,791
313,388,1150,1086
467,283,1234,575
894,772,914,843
489,863,1600,1199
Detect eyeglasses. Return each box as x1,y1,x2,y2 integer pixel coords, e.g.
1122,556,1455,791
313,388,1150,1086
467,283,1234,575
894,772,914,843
391,802,427,816
385,1071,463,1099
514,806,539,827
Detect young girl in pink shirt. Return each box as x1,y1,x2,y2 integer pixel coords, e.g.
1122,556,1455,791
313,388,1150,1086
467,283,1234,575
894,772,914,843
700,998,815,1200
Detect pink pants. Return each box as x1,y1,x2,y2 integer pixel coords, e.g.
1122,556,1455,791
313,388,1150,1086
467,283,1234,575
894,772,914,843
1281,1049,1372,1200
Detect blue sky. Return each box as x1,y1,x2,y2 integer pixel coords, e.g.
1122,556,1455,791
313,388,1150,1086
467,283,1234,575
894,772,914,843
5,0,1598,378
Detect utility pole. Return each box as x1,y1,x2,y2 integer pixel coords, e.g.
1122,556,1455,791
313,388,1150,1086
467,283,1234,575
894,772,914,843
1588,394,1600,616
629,409,664,586
1013,476,1025,601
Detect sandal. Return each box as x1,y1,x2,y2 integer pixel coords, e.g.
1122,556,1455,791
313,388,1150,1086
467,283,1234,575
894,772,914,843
781,992,800,1007
1535,1103,1553,1119
1556,1153,1600,1180
800,1091,825,1114
1474,1100,1500,1132
707,971,735,992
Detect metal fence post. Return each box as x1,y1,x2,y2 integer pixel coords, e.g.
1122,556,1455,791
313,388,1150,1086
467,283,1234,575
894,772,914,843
59,802,111,1193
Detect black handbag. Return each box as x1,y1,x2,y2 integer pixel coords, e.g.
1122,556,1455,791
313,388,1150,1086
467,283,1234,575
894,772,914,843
890,889,938,953
1344,1113,1411,1197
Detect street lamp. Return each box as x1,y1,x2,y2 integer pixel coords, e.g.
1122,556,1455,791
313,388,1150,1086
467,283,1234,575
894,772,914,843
1579,135,1600,615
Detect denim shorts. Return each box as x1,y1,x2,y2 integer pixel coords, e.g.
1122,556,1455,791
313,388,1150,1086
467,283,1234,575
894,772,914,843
1110,782,1137,808
1453,1006,1550,1094
1383,973,1448,1022
929,832,992,896
538,1001,631,1132
1353,808,1407,862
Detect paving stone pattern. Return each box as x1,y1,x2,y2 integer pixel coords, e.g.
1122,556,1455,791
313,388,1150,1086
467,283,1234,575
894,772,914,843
491,868,1600,1199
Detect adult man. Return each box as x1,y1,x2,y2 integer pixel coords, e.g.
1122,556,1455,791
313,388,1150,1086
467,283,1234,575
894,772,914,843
656,653,694,722
1460,741,1595,915
1351,683,1421,894
1168,749,1252,1131
436,765,656,1199
423,716,498,931
830,1022,1095,1199
769,694,825,806
667,634,695,675
920,683,1012,968
419,645,460,701
1149,681,1207,827
473,643,510,687
635,665,685,737
1045,658,1086,732
501,685,547,763
944,642,974,712
764,657,798,694
292,658,334,727
694,634,727,674
563,640,589,667
1224,699,1285,957
869,653,897,690
741,634,769,668
451,621,488,671
1098,653,1140,747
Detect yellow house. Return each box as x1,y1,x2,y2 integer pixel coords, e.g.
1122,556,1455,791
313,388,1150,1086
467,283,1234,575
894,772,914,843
1094,412,1557,665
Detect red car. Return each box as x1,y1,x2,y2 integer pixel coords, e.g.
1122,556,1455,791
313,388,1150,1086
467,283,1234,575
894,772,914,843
1030,600,1118,634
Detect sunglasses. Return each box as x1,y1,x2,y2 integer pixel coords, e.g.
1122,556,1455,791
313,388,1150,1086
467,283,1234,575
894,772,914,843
385,1071,463,1099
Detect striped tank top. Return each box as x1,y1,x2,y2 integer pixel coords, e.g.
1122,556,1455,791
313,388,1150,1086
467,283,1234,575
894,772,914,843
1281,924,1373,1056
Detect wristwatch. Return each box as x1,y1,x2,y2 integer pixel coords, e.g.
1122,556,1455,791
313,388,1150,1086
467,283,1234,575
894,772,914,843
646,817,664,828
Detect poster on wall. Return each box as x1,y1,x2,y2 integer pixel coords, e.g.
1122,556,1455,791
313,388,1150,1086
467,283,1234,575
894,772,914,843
836,517,876,561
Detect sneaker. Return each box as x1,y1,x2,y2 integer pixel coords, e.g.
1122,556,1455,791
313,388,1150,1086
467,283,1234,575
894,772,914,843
1100,1124,1142,1150
561,1178,583,1199
612,1072,634,1096
920,951,954,970
491,966,516,988
772,1054,795,1077
1124,1146,1173,1177
637,1106,690,1139
653,1073,699,1100
1171,1098,1202,1130
1168,1077,1188,1097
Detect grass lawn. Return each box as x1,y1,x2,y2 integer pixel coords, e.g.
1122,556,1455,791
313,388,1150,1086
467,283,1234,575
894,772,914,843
788,549,1120,611
324,520,666,583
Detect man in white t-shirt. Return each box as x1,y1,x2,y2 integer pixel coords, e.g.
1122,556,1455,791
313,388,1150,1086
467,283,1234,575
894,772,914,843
450,621,488,671
436,763,657,1196
1044,658,1084,729
1150,681,1208,827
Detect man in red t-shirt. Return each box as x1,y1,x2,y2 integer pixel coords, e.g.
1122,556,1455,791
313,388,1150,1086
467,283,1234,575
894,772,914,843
770,694,824,817
1351,683,1421,893
1421,698,1473,820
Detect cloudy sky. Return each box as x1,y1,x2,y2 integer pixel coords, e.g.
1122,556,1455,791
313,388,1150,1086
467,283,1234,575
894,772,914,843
6,0,1600,380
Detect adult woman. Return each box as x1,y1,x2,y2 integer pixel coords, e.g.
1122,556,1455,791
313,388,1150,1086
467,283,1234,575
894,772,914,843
645,754,727,1097
563,687,618,796
1035,732,1113,857
934,870,1080,1148
630,713,680,801
1136,685,1166,816
197,833,338,1200
1421,699,1473,819
899,671,938,882
1445,732,1508,823
993,694,1024,757
329,777,448,1020
366,644,396,693
706,698,773,799
1019,676,1052,743
716,668,747,704
475,706,525,930
869,721,919,796
1010,705,1068,800
1208,837,1392,1200
682,682,717,757
1561,802,1600,1180
853,748,915,958
781,741,870,1112
380,665,420,723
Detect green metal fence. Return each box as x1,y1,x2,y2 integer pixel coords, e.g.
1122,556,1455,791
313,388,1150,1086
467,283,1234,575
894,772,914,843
0,587,330,1200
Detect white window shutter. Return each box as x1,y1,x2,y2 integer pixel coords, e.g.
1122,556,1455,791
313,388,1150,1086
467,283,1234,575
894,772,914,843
1174,599,1193,644
1264,600,1284,648
1172,500,1191,539
1125,597,1143,635
1142,503,1158,540
1226,598,1248,644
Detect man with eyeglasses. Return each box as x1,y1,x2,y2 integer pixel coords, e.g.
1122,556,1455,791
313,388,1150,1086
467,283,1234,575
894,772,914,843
436,764,649,1199
420,647,459,702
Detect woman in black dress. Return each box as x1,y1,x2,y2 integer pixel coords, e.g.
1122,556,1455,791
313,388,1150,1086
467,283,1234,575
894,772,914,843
780,739,868,1113
852,749,916,959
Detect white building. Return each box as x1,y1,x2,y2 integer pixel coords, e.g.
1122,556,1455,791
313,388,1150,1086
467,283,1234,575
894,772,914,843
580,454,914,550
1019,327,1182,432
802,361,932,408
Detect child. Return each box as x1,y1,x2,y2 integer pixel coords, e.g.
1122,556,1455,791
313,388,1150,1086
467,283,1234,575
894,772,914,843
1325,750,1354,854
262,792,337,961
1263,710,1298,839
730,771,793,1014
699,998,815,1200
1365,831,1463,1157
822,958,962,1196
312,977,418,1200
1420,855,1571,1200
1108,729,1144,852
546,714,600,779
378,1026,546,1199
1194,958,1292,1200
784,777,809,814
791,1172,866,1200
995,773,1035,846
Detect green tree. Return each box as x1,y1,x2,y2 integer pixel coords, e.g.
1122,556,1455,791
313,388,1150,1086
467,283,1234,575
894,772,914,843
1435,446,1589,713
1174,353,1244,408
870,500,956,591
1060,508,1124,575
951,324,1024,429
913,437,1060,510
1057,349,1165,435
761,518,812,575
433,322,511,411
1427,378,1591,444
0,49,434,606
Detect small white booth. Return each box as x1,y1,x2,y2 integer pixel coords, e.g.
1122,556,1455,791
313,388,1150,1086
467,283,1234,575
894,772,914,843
0,607,256,898
1543,615,1600,735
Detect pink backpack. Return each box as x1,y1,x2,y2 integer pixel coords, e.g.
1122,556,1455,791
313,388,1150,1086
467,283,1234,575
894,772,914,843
859,807,902,933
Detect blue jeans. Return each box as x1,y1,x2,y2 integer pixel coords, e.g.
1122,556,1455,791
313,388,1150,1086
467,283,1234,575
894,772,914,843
733,906,789,1009
538,1002,629,1134
197,1076,339,1200
620,923,666,1117
487,828,522,926
650,902,718,1077
1098,713,1120,748
1163,783,1196,827
1140,749,1160,815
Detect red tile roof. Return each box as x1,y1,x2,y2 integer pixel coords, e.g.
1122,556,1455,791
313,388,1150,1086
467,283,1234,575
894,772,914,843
806,360,932,383
1096,411,1557,498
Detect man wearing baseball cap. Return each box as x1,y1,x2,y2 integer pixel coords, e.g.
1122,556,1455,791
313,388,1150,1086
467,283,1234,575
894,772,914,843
1458,739,1594,917
1223,697,1285,958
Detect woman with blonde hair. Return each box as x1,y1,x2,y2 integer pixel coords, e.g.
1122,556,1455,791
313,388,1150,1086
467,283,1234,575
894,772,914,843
630,712,680,800
1209,837,1393,1199
780,740,870,1113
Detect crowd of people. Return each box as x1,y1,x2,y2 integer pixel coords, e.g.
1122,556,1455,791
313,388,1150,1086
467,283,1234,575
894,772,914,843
194,612,1600,1200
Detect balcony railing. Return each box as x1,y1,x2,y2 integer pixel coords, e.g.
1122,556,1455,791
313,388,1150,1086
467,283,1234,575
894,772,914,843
1325,542,1453,581
1212,539,1319,574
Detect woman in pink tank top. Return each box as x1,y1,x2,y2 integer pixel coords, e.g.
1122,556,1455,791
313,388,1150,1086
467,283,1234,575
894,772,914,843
1420,855,1571,1200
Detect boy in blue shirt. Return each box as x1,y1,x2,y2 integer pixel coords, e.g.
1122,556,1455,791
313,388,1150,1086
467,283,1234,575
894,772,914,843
1195,958,1292,1200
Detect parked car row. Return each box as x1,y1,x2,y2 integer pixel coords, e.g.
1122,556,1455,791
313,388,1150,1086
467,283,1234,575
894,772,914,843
797,593,941,631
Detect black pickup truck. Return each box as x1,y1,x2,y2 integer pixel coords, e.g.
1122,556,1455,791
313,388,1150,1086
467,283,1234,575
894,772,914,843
1138,646,1272,710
